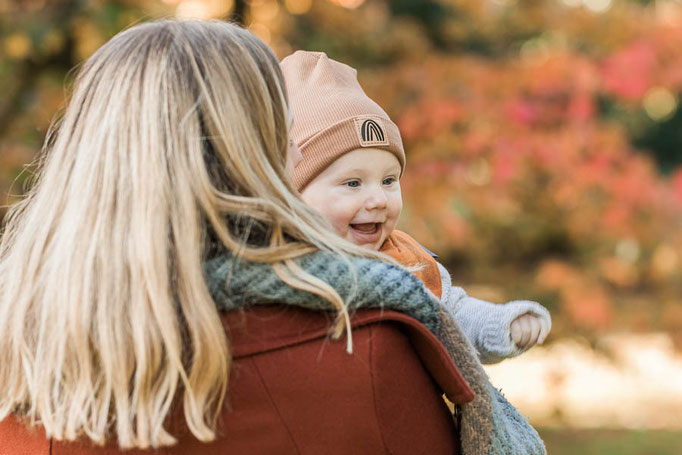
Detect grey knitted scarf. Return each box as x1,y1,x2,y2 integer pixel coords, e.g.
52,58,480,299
204,251,546,455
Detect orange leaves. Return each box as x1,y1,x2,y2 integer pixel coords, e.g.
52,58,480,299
0,142,36,219
672,169,682,206
649,244,680,283
71,17,106,61
599,257,639,288
563,289,613,331
536,260,583,290
360,19,682,337
0,0,680,339
3,33,32,60
398,99,465,143
536,260,613,330
370,48,681,248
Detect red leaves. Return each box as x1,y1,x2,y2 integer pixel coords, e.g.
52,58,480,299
536,260,614,330
601,41,657,102
362,27,682,337
672,169,682,207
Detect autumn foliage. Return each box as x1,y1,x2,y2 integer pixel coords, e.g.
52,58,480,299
361,10,682,340
1,0,681,341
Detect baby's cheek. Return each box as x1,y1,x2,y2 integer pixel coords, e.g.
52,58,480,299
331,220,361,246
329,219,349,238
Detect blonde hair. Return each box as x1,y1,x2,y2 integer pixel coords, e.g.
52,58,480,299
0,20,387,449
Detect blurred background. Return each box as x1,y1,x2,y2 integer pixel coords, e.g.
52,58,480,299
1,0,681,452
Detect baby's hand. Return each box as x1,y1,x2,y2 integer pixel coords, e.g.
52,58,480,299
510,313,550,350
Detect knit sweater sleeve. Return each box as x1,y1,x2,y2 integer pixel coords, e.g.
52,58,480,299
436,262,551,365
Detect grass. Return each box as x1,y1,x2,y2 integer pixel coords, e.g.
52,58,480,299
539,428,682,455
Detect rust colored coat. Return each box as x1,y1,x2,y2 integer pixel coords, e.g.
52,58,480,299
0,307,474,455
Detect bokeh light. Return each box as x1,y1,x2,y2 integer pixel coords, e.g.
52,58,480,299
643,87,678,122
175,0,234,19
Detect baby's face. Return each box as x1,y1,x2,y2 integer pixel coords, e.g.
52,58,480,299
300,148,402,251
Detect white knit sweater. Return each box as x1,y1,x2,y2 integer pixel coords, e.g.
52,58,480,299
436,262,552,365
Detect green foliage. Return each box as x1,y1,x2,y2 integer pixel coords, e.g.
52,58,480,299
633,106,682,173
539,428,682,455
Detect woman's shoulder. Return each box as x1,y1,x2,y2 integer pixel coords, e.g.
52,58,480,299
0,306,471,455
222,306,473,403
218,305,471,454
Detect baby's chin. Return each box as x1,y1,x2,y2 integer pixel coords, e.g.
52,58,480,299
351,240,382,251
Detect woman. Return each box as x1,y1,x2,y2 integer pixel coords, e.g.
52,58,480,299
0,20,544,454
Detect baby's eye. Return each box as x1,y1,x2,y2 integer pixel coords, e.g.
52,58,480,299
382,177,397,185
345,180,360,188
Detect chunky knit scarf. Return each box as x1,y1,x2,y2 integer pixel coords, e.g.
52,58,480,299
204,251,546,455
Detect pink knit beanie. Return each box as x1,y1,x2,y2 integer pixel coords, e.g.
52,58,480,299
280,51,405,192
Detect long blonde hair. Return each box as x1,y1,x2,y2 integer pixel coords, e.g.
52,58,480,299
0,20,386,449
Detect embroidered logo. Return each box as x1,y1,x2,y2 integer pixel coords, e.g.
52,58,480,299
354,116,389,147
361,119,384,142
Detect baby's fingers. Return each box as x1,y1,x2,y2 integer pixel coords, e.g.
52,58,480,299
512,314,548,350
527,317,542,348
538,318,550,344
511,319,524,346
511,315,532,348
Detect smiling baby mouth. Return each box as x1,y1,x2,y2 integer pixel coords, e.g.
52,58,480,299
350,222,381,234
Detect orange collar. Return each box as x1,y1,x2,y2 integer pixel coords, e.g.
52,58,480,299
380,230,442,299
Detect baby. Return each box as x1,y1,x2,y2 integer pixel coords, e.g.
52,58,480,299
281,51,550,363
